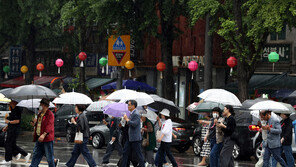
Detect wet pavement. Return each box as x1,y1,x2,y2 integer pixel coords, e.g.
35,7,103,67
0,132,257,167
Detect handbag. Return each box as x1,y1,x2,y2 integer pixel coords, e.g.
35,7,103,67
142,132,149,147
74,131,83,144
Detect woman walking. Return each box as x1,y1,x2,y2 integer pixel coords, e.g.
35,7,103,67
197,114,211,166
66,104,97,167
217,105,236,167
141,114,156,167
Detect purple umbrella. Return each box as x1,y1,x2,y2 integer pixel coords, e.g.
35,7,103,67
103,103,130,118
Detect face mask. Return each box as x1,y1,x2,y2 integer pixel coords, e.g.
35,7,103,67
39,106,43,111
213,113,219,119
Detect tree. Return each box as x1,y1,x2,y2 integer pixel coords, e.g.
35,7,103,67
90,0,188,101
189,0,296,101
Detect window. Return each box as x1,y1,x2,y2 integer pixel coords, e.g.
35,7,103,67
270,26,286,41
56,105,74,116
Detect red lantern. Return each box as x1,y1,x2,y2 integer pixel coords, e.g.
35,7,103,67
227,57,237,76
79,52,87,67
157,62,166,79
36,63,44,77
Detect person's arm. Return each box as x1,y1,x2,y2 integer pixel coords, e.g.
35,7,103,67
44,112,54,135
281,122,292,142
143,122,153,133
220,117,236,134
127,114,139,127
269,121,282,135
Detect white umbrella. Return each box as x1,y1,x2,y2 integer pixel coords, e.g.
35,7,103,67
17,99,55,108
86,100,114,111
250,100,290,113
107,89,154,106
137,107,158,121
250,110,282,121
0,93,11,103
198,89,242,106
149,94,175,106
52,92,93,105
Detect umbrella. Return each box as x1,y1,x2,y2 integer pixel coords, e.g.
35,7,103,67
103,103,130,118
141,108,158,121
271,89,294,98
6,84,57,100
102,80,156,92
17,99,55,108
250,100,290,113
278,102,296,114
198,89,242,106
52,92,92,105
107,89,154,106
86,100,114,111
148,94,180,114
250,110,282,121
0,93,11,103
241,98,269,109
188,100,224,113
0,88,13,96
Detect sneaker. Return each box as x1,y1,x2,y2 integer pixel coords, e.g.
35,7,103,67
24,153,31,164
54,159,60,167
16,153,21,160
0,160,11,165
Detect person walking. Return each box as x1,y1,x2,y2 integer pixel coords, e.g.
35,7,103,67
197,113,211,166
102,116,122,165
157,109,178,167
0,99,31,165
141,113,156,167
121,100,145,167
259,110,288,167
217,105,236,167
271,113,294,167
30,98,56,167
66,104,97,167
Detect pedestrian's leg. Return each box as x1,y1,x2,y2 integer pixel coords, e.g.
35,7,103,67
210,143,219,167
219,138,234,167
270,147,288,167
43,141,55,167
157,142,165,167
271,156,277,167
163,142,178,167
119,140,131,167
102,142,115,164
81,138,97,167
115,140,123,156
262,147,271,167
146,150,154,165
132,141,145,167
282,145,294,167
30,142,45,167
66,143,82,167
4,130,15,161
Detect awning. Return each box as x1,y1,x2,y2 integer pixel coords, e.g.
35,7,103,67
0,76,60,88
86,78,115,90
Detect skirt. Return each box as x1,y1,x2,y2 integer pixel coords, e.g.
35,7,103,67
201,124,211,157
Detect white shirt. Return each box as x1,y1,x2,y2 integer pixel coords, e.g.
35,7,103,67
161,119,172,142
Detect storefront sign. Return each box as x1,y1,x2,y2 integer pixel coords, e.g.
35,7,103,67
262,44,291,62
172,55,204,67
9,47,22,77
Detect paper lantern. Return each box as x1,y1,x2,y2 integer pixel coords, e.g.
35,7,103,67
36,63,44,77
55,59,64,74
3,66,10,79
99,57,108,74
125,60,134,77
79,52,87,67
227,57,237,76
268,52,279,72
157,62,166,79
188,61,198,79
21,65,28,79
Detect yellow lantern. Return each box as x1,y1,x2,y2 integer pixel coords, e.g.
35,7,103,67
21,65,28,79
125,60,134,77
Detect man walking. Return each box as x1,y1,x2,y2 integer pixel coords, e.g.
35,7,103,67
120,100,145,167
30,98,56,167
0,99,31,165
260,110,288,167
102,116,122,165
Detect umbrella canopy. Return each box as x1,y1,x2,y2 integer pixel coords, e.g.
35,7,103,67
140,108,158,121
52,92,92,105
0,93,11,103
287,90,296,98
148,94,180,114
86,100,114,111
0,88,13,96
250,100,290,113
250,110,282,121
6,84,57,100
241,98,269,109
102,80,156,92
17,99,55,109
103,103,130,118
188,100,224,113
107,89,154,106
198,89,242,106
278,102,296,114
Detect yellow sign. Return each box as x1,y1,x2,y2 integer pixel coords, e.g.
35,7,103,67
108,35,130,66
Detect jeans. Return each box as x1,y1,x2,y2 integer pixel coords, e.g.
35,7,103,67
210,138,223,167
66,137,97,167
271,145,294,167
157,141,178,167
5,127,28,161
30,141,55,167
155,149,167,166
120,140,145,167
263,146,287,167
102,140,122,164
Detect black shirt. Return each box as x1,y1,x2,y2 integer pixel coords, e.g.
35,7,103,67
107,117,119,138
208,118,216,140
222,115,236,137
7,106,22,127
281,118,292,146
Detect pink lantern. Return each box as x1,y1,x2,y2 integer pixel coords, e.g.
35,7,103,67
55,59,64,74
188,61,198,79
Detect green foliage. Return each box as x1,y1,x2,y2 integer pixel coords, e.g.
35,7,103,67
68,73,90,92
20,113,34,131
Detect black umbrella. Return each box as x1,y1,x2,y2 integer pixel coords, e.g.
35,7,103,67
0,88,13,96
148,94,180,114
241,98,269,109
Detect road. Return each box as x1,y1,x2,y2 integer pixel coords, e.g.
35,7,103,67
0,137,257,167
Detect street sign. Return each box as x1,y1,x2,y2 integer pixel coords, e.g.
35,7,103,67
261,44,291,62
9,47,22,77
108,35,130,66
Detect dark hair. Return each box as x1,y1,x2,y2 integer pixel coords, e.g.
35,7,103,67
285,114,290,118
225,105,235,116
260,110,271,116
75,104,86,112
40,98,50,107
128,100,137,108
212,107,221,116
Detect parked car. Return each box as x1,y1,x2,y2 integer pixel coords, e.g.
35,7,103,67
0,122,7,147
0,103,10,124
171,121,195,153
89,124,110,149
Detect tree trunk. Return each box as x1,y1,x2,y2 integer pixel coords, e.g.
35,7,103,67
204,14,213,90
25,25,36,84
237,59,249,102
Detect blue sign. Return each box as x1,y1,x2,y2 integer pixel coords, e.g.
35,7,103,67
9,47,22,77
113,37,126,50
75,53,97,67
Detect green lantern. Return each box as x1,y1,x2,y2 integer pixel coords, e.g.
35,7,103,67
268,52,279,72
99,57,108,74
3,66,10,79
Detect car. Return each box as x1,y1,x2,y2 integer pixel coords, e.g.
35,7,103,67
0,122,7,147
0,103,10,124
171,121,195,153
89,124,111,149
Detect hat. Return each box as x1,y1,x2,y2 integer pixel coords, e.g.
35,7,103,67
160,109,170,117
40,98,50,106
